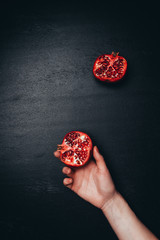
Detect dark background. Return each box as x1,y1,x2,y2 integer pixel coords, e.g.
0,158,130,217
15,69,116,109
0,1,159,239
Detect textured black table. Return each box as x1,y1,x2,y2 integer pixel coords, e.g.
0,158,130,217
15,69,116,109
0,2,159,239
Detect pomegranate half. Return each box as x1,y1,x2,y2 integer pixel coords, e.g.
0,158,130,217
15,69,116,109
57,131,93,167
93,52,127,82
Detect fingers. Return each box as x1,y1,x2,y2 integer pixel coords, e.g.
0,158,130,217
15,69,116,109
54,150,60,158
62,166,73,176
62,167,73,189
54,150,74,189
63,178,73,189
93,146,108,171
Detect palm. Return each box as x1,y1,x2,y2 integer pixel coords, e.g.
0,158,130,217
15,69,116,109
54,146,116,209
71,160,114,208
71,161,98,198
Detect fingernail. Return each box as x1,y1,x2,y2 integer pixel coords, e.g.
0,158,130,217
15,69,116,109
68,178,72,184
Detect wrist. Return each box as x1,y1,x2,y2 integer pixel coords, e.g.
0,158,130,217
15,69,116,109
101,191,121,213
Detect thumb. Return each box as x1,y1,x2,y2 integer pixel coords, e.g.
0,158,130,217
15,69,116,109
93,146,108,171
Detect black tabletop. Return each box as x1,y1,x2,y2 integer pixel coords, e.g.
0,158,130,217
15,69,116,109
0,1,159,239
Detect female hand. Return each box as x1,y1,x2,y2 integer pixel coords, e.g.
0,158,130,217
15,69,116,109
54,146,158,240
54,146,117,209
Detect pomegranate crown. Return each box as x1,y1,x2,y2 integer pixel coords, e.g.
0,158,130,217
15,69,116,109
111,51,119,57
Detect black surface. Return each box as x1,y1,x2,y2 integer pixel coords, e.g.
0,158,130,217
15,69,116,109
0,1,159,240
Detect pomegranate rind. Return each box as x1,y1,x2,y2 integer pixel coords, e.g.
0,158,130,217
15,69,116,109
93,53,127,82
59,131,93,167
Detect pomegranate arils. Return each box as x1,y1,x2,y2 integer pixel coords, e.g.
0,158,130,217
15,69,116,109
113,59,124,70
65,132,80,146
74,137,90,150
62,150,74,161
75,150,88,162
96,68,103,75
99,55,109,62
79,139,90,149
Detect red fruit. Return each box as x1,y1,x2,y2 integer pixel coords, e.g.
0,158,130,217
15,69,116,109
93,52,127,82
57,131,93,167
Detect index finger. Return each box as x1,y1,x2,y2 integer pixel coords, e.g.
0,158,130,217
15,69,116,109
54,150,60,158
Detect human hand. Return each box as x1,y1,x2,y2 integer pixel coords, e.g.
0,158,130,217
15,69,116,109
54,146,117,209
54,146,158,239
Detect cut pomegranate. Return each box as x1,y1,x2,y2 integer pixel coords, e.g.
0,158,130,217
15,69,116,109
93,52,127,82
57,131,93,167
